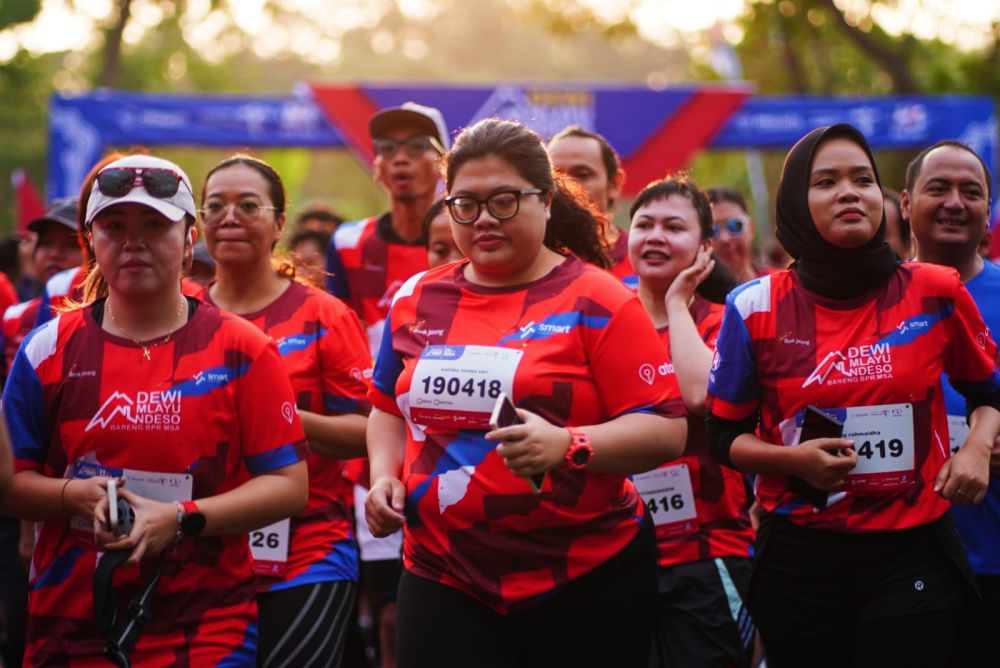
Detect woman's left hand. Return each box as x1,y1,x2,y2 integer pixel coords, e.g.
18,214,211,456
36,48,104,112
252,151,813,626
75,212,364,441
665,246,714,311
100,488,179,564
936,439,991,504
487,409,571,478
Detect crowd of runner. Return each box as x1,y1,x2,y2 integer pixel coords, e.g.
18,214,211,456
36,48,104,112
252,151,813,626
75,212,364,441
0,98,997,668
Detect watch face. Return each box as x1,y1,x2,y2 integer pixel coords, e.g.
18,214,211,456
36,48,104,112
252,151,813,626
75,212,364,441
182,512,206,537
572,447,590,466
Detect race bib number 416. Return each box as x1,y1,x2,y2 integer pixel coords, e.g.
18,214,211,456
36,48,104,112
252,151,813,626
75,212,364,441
409,345,522,429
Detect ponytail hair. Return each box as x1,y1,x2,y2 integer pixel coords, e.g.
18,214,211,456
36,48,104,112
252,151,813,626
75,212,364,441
446,119,610,269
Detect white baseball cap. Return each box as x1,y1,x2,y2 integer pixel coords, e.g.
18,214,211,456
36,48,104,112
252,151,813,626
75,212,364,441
85,155,197,226
369,102,450,151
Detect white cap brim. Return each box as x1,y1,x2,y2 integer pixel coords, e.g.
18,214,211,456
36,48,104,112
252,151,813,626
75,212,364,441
85,155,196,226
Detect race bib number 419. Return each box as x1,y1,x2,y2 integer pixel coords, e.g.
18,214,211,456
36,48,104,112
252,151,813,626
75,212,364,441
841,403,915,492
409,345,522,429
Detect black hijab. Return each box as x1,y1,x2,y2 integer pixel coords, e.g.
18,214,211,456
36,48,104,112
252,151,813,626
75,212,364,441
775,123,898,300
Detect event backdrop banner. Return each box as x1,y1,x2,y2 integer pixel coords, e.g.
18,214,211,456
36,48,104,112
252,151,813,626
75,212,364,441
49,86,995,205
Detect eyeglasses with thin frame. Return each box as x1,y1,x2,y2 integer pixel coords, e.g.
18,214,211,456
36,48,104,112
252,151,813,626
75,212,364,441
712,218,746,239
199,200,278,227
445,189,545,225
97,167,186,199
372,135,445,160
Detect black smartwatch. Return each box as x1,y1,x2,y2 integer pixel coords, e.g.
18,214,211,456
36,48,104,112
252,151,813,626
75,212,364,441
177,500,206,538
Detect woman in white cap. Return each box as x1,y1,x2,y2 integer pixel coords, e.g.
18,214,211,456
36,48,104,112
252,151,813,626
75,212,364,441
2,153,308,666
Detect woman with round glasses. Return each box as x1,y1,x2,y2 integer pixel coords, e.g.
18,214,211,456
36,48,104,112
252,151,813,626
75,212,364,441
627,176,754,667
365,118,688,667
199,154,373,668
1,153,309,666
706,125,1000,666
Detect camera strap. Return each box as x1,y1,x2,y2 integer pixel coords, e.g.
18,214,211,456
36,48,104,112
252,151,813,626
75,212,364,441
93,548,165,668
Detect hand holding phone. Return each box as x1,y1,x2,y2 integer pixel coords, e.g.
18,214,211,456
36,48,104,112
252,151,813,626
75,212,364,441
490,394,545,493
790,406,847,509
106,479,134,538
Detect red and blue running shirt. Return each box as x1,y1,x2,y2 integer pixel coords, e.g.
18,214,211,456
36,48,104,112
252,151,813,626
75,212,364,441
3,300,307,666
325,214,429,354
707,264,1000,532
2,297,39,379
638,295,753,567
201,281,372,592
34,265,84,328
369,256,685,613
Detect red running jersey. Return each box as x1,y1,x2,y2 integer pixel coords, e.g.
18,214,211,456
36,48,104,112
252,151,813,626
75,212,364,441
325,215,428,354
638,296,753,567
707,264,1000,532
2,297,39,379
370,256,685,613
3,300,307,666
201,281,372,591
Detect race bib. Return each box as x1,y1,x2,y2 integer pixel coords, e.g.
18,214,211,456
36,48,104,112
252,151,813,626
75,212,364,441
633,463,699,538
251,519,290,576
409,345,522,429
68,461,193,540
841,403,915,492
947,415,970,456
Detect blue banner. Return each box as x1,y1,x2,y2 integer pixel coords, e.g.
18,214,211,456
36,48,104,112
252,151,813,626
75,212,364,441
48,91,342,199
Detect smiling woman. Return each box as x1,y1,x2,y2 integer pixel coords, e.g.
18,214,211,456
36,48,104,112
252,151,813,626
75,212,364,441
1,153,309,667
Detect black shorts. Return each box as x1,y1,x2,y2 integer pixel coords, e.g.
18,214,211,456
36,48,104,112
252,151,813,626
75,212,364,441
395,516,658,668
650,556,754,668
748,513,975,668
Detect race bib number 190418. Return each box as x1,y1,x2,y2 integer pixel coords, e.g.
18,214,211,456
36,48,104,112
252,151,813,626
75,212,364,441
409,345,523,429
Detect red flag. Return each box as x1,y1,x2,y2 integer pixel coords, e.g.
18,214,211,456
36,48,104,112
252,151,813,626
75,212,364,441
11,168,46,234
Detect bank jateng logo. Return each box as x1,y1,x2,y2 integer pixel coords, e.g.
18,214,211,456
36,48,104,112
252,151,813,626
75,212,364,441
802,343,894,388
86,390,182,432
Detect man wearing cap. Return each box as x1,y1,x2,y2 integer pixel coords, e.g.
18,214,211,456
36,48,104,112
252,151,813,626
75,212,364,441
2,199,83,377
325,102,447,355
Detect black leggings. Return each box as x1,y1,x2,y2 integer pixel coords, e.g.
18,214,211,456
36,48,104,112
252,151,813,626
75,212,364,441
396,517,658,668
257,580,357,668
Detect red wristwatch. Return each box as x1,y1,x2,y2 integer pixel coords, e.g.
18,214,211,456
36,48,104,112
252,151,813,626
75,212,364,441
564,428,594,470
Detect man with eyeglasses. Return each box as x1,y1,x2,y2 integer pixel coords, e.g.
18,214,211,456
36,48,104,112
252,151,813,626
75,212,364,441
325,102,448,356
706,187,771,285
902,140,1000,668
325,102,447,668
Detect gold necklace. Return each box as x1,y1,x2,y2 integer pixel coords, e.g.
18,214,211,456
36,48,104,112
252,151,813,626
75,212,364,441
107,296,187,361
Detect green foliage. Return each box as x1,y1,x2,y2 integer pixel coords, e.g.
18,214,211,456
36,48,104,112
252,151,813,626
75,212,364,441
0,0,40,30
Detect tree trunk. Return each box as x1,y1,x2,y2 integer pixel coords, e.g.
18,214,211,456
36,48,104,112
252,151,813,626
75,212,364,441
99,0,134,88
816,0,921,93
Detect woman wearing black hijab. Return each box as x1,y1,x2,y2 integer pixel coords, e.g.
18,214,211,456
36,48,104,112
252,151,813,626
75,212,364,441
705,124,1000,667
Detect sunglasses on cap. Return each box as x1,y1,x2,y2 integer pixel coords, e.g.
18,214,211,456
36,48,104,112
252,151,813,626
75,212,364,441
372,135,445,160
96,167,187,200
712,218,746,239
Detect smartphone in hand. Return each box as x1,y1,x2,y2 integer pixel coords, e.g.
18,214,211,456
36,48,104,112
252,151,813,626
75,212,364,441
107,479,120,535
490,394,544,493
106,479,134,537
789,405,845,509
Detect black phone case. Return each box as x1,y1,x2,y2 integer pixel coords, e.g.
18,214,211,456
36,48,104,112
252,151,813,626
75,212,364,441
788,406,845,509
